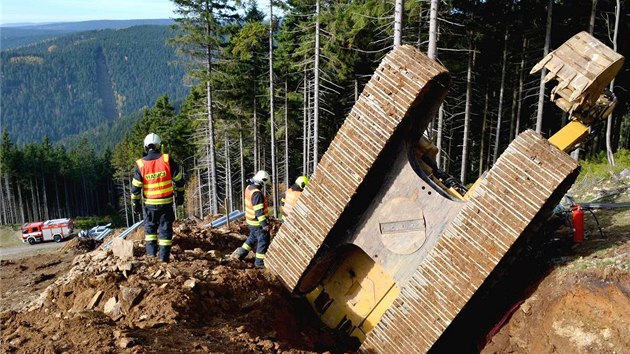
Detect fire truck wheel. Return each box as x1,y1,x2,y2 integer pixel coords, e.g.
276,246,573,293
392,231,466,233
54,235,62,243
27,237,36,245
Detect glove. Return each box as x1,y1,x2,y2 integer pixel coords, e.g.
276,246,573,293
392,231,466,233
133,201,142,215
175,193,184,206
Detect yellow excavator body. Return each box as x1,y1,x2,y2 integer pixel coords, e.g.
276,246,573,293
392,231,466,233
266,32,623,353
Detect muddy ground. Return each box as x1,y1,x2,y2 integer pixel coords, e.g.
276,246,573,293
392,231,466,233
1,207,628,353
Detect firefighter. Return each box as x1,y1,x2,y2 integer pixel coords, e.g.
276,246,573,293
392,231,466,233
281,175,309,218
131,133,185,262
232,170,272,267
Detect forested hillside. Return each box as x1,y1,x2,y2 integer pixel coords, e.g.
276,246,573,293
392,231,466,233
1,25,188,145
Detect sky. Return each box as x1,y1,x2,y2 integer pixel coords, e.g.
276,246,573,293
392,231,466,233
0,0,178,25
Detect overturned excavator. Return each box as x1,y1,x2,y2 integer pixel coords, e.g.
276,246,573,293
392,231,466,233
266,32,624,353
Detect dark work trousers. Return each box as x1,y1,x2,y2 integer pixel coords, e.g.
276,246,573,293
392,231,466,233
243,226,271,266
144,205,175,262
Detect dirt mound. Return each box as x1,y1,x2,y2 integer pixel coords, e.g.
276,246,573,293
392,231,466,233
1,220,346,354
59,236,100,253
482,208,630,353
484,268,630,353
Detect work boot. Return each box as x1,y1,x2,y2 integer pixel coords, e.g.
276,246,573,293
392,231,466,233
254,259,265,268
159,246,171,263
231,247,248,261
146,241,158,257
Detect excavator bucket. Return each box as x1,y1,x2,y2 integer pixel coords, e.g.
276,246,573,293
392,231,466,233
266,45,580,352
530,31,624,121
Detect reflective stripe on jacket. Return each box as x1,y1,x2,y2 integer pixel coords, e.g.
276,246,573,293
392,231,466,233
244,184,268,226
136,154,173,205
281,188,301,217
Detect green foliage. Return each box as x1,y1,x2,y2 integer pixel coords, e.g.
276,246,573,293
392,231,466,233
111,95,194,176
579,149,630,179
0,226,23,248
74,216,114,230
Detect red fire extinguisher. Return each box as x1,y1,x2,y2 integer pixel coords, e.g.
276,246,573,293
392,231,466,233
571,205,585,243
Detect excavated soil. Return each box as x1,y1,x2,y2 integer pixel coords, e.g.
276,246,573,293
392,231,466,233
481,208,630,354
1,208,628,353
1,220,346,353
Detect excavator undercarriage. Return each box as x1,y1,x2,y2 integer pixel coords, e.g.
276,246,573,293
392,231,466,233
266,33,623,353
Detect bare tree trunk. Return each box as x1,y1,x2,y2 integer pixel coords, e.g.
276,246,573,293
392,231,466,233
589,0,598,33
197,158,204,218
0,177,6,224
493,30,509,164
31,179,39,221
535,0,553,133
427,0,439,142
515,37,527,137
428,0,438,59
307,77,313,175
206,143,212,213
313,0,321,171
206,18,218,215
509,81,518,142
285,79,289,186
121,177,129,227
254,95,259,171
436,106,444,168
303,70,308,175
225,135,232,212
239,129,245,212
461,46,475,184
41,177,49,220
17,182,25,224
206,91,217,214
269,0,278,217
394,0,404,47
606,0,620,166
479,87,489,177
5,176,15,224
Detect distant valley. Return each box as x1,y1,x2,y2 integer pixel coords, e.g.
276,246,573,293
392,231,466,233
0,20,188,147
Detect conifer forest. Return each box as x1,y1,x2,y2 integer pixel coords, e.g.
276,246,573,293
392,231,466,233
1,0,628,226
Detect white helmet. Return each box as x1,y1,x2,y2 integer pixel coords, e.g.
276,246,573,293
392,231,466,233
253,170,271,186
144,133,161,150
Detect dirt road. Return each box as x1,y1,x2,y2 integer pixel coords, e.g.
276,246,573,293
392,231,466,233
0,240,67,260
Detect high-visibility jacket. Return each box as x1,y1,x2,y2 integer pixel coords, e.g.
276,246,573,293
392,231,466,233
281,187,302,217
245,184,269,227
136,154,174,205
131,150,184,207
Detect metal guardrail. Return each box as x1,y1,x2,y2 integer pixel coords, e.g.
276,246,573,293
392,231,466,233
101,220,145,250
203,210,245,228
94,229,112,241
577,202,630,209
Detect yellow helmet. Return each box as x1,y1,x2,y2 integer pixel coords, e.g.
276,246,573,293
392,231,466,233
295,175,309,189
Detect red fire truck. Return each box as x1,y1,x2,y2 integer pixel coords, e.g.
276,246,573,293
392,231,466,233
21,218,75,245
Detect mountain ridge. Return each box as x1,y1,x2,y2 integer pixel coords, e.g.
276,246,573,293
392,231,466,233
0,19,175,50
